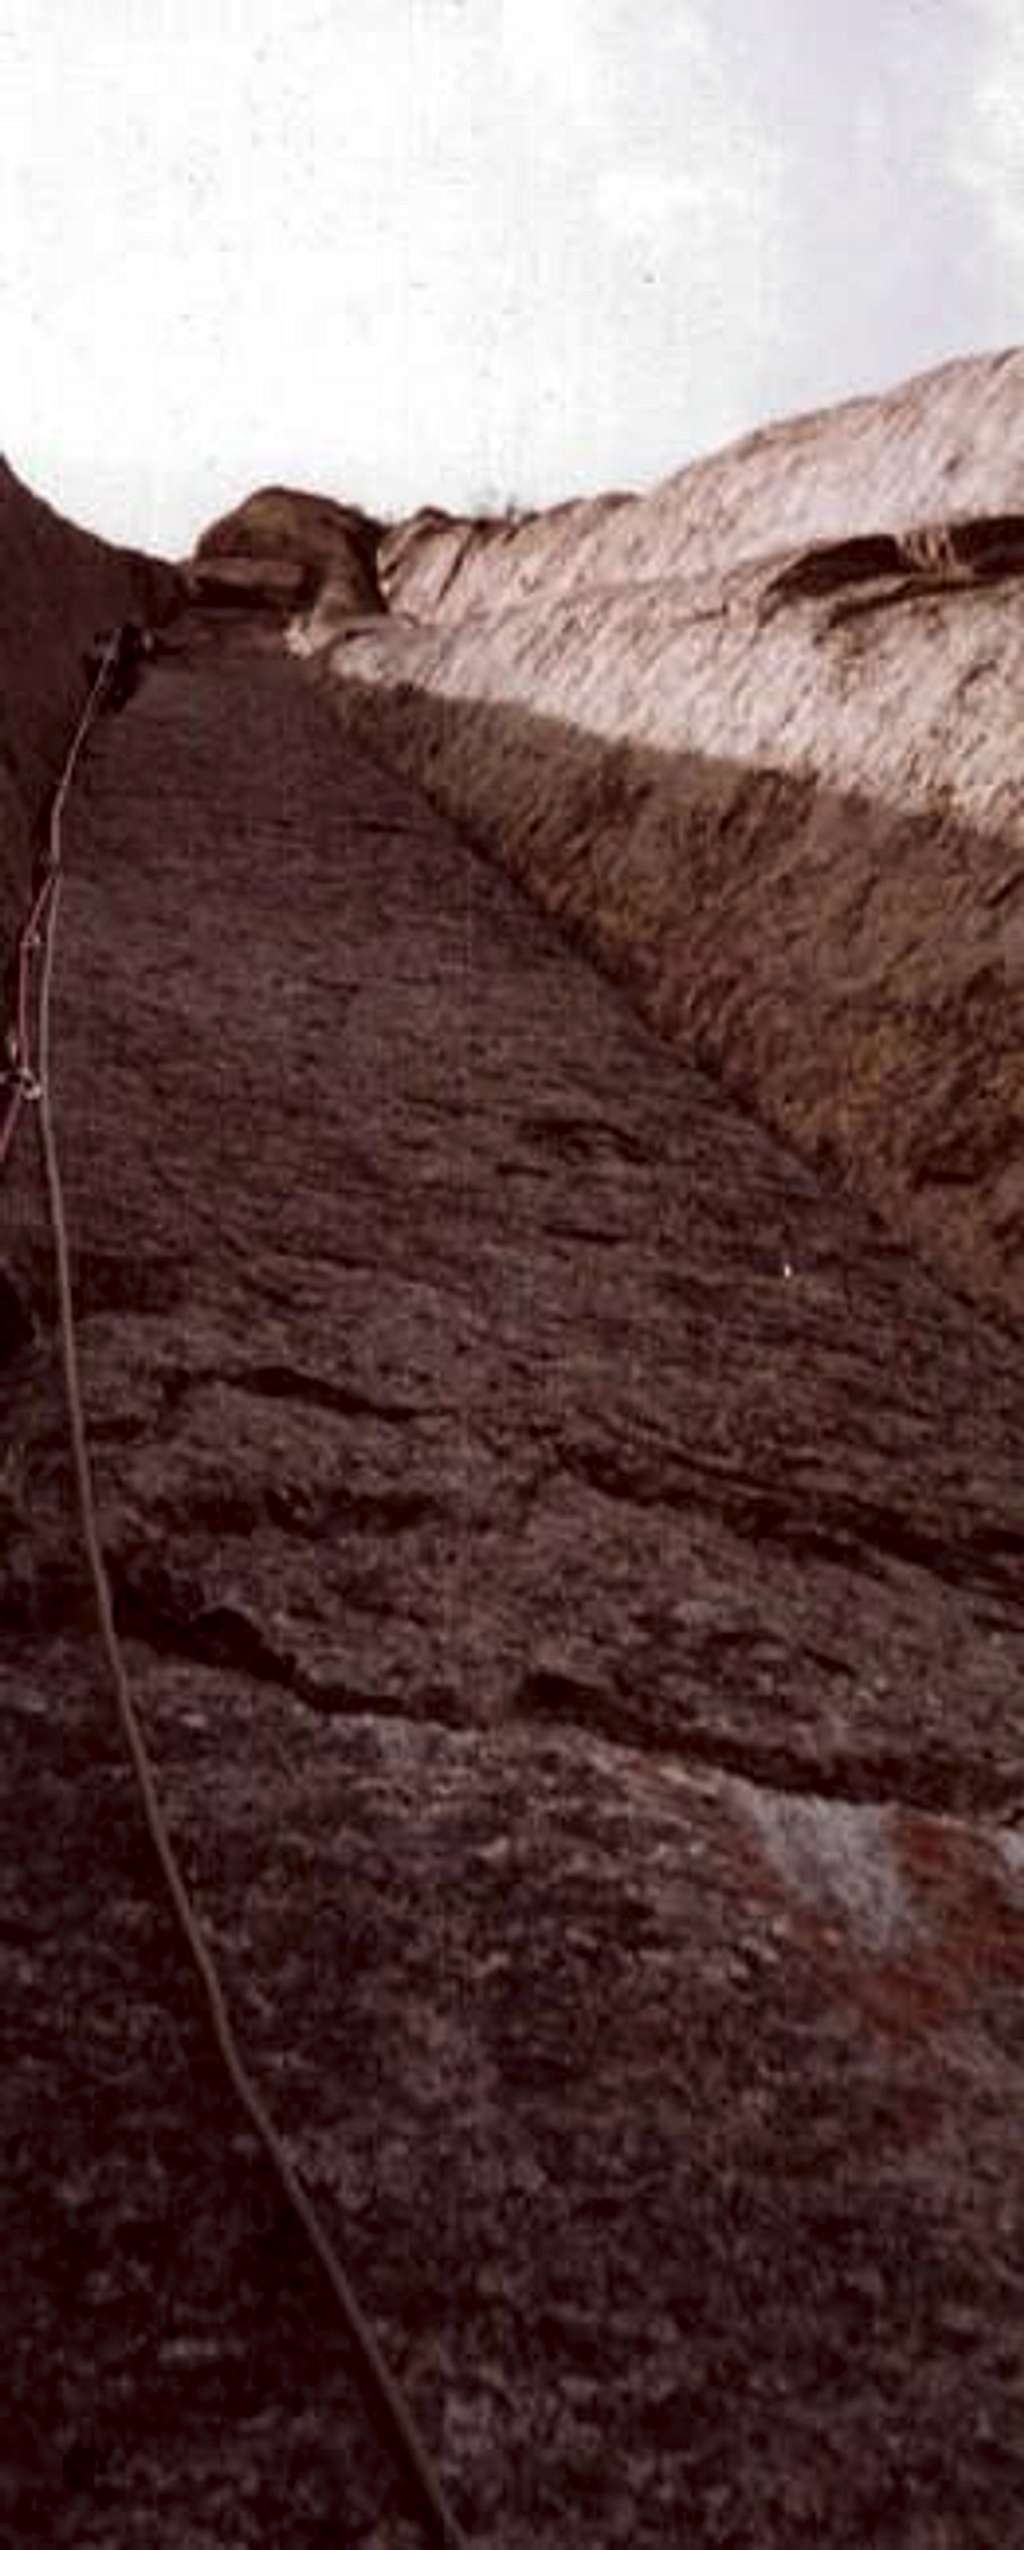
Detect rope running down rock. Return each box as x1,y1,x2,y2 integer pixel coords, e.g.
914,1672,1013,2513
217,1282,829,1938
13,636,472,2550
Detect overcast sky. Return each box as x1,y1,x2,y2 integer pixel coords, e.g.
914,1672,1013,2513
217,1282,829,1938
1,0,1021,557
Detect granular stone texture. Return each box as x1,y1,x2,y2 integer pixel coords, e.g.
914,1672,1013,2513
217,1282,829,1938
291,349,1024,1326
3,597,1024,2545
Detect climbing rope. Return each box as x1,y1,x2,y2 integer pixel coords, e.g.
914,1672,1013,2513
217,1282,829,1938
1,635,121,1172
6,635,471,2550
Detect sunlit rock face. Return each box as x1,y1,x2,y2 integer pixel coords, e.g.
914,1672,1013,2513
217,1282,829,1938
376,346,1024,622
287,350,1024,1327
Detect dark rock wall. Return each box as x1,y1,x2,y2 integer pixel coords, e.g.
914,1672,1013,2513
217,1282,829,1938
0,458,179,945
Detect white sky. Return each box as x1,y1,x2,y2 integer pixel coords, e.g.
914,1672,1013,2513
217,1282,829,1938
1,0,1022,557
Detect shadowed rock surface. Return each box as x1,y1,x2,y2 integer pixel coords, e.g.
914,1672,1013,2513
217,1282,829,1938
2,410,1024,2544
0,457,180,946
183,552,314,614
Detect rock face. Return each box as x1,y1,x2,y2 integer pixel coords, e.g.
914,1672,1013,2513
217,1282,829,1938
0,458,180,946
375,346,1024,622
290,349,1024,1330
3,384,1024,2546
183,551,313,613
195,483,385,619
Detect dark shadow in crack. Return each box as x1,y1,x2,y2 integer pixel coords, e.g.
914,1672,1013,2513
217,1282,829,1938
320,663,1024,1339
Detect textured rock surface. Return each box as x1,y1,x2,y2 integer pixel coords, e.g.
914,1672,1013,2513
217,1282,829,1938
287,350,1024,1327
196,484,384,617
3,560,1024,2545
183,551,313,613
0,458,180,947
375,347,1024,622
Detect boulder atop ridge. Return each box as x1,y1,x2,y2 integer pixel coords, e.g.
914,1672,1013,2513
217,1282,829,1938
194,483,385,616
